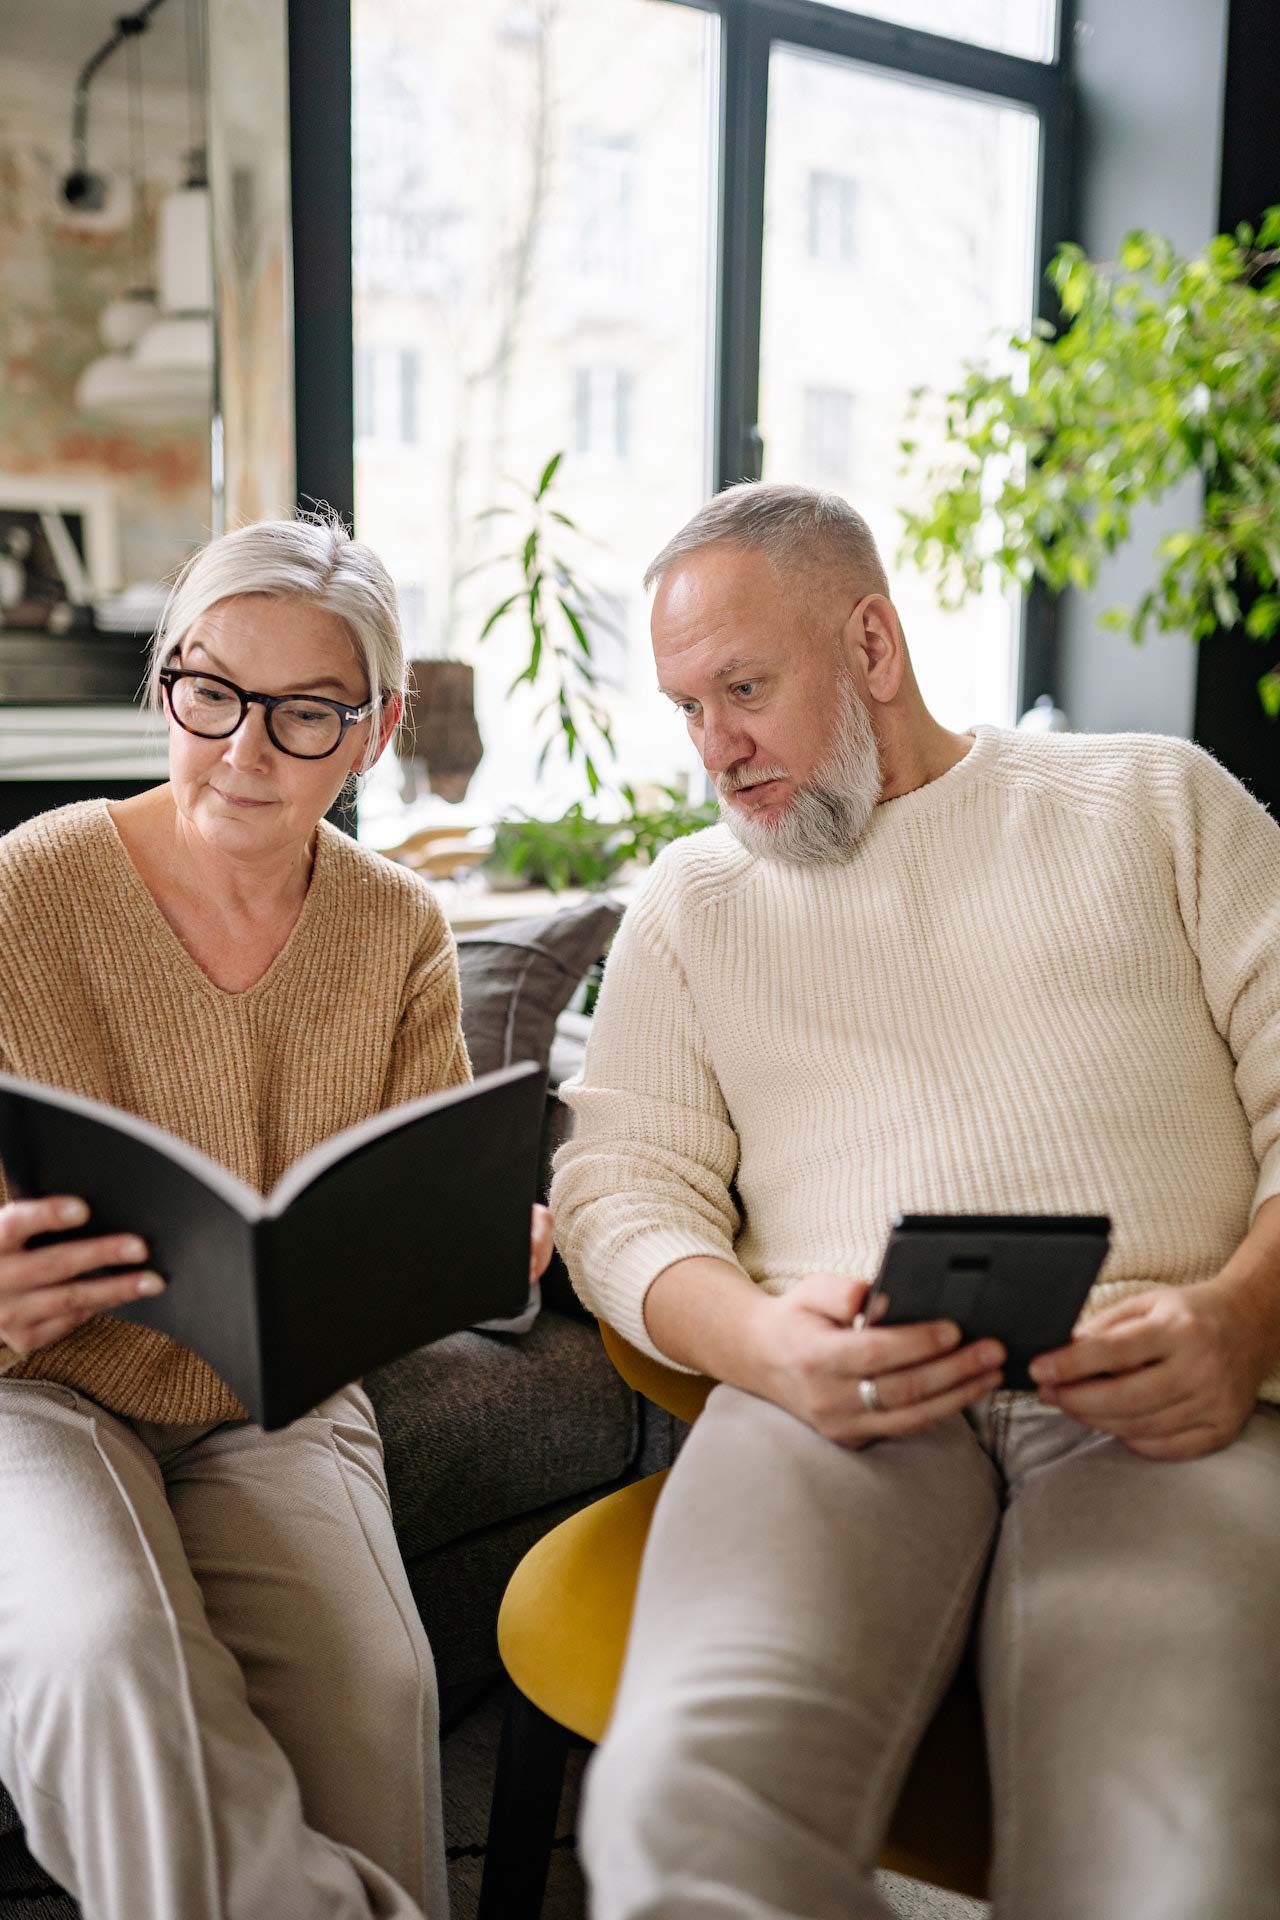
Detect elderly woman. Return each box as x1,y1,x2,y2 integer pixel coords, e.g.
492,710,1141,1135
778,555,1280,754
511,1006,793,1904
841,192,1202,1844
0,516,552,1920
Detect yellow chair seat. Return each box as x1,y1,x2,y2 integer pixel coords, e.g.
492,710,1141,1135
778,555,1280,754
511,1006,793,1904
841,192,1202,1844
498,1469,669,1745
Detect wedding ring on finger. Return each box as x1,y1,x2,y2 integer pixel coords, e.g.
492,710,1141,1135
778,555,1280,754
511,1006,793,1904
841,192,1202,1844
858,1375,883,1415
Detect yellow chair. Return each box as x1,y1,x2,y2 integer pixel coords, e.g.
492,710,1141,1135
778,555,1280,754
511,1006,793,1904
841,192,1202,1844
478,1325,992,1918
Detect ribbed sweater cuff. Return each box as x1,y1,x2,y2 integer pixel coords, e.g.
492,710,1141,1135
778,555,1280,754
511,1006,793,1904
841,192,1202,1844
1252,1150,1280,1219
580,1227,748,1373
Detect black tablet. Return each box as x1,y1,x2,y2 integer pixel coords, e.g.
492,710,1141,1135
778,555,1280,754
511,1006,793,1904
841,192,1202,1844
866,1213,1111,1391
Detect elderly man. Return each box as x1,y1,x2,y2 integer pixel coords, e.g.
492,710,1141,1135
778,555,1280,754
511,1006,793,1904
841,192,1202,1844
550,483,1280,1920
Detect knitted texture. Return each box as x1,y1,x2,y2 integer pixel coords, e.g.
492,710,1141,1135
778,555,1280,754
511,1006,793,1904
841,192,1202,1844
0,800,470,1423
551,726,1280,1399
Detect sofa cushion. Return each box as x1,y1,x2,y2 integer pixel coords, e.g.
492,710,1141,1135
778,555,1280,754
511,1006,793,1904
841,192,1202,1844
366,1310,637,1560
455,895,621,1077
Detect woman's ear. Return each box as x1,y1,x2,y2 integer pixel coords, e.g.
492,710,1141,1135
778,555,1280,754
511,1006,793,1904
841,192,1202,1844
368,689,404,767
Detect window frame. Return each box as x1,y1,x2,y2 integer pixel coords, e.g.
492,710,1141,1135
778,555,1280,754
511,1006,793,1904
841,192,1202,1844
695,0,1076,713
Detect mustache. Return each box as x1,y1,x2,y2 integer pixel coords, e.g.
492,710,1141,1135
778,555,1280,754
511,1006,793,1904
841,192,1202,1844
717,764,788,795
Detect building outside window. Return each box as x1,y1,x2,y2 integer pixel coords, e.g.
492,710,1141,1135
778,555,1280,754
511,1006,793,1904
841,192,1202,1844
356,346,423,446
573,366,633,463
807,170,858,266
397,583,428,654
581,588,629,689
572,132,636,287
802,387,855,484
353,49,460,299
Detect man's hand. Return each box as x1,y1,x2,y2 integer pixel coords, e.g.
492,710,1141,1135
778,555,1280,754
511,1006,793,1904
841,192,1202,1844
752,1273,1004,1449
1030,1281,1269,1460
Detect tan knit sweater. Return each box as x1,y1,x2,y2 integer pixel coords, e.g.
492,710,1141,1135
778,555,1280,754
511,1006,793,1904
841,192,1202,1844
0,799,470,1423
552,726,1280,1400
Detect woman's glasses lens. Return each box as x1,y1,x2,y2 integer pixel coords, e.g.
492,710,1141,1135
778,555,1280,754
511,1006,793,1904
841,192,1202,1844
171,675,242,737
269,699,344,758
169,675,344,759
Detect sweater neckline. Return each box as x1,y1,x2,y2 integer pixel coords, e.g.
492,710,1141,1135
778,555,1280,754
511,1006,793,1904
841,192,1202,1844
94,796,334,1004
870,723,1004,829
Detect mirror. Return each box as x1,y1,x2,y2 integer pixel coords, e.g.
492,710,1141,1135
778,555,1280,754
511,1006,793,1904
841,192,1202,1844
0,0,293,704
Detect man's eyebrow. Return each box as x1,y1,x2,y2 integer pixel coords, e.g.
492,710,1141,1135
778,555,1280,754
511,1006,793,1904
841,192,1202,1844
185,642,355,696
658,658,769,698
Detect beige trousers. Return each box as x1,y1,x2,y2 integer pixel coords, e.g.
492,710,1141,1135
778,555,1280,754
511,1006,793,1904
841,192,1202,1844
0,1377,447,1920
582,1384,1280,1920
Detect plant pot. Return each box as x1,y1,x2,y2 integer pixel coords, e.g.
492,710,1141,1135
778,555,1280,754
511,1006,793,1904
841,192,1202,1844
400,659,484,804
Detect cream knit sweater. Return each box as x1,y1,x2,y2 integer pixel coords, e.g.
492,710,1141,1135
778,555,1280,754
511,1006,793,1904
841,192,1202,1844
551,727,1280,1400
0,799,470,1424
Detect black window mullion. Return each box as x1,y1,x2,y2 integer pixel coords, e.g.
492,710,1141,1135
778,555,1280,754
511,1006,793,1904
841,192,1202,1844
1021,0,1077,710
714,0,771,489
733,0,1066,115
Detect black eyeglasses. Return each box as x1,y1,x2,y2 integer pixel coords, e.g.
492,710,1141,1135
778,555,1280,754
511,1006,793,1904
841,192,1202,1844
158,665,378,761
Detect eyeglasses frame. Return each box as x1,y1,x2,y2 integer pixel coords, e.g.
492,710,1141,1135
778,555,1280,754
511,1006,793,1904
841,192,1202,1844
158,663,379,762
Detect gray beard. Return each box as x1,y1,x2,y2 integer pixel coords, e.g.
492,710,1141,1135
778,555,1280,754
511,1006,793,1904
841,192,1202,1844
717,678,882,865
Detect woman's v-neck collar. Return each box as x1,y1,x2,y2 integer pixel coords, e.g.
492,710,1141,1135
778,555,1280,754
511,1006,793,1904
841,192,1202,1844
95,797,333,1003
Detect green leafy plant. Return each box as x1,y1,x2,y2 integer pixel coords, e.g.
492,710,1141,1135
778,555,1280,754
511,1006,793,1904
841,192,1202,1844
615,784,720,866
474,452,620,791
473,455,718,887
487,805,627,892
486,787,720,893
899,211,1280,716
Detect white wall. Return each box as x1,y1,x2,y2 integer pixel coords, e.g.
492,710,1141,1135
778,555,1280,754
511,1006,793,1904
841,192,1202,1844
1056,0,1230,736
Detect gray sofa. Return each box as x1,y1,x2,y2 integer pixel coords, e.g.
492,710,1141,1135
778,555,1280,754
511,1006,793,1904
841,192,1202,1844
0,896,662,1916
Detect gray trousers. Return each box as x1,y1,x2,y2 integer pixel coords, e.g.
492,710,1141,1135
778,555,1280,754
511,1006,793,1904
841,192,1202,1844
582,1384,1280,1920
0,1378,447,1920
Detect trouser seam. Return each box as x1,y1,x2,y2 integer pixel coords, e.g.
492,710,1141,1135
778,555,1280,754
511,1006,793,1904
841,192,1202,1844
84,1403,226,1918
321,1413,430,1906
855,1504,996,1867
0,1669,67,1822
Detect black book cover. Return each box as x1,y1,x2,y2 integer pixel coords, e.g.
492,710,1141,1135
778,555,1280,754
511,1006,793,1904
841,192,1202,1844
0,1062,547,1427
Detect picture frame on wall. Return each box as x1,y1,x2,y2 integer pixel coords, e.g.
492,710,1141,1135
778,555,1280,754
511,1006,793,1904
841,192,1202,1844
0,477,121,634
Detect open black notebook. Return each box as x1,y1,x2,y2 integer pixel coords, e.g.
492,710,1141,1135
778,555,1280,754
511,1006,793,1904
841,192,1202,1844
0,1063,547,1428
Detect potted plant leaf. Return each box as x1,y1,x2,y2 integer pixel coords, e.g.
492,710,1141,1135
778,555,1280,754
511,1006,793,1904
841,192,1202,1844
898,209,1280,719
473,451,618,795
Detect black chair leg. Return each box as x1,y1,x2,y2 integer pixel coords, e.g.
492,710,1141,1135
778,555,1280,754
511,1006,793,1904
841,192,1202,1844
477,1684,579,1920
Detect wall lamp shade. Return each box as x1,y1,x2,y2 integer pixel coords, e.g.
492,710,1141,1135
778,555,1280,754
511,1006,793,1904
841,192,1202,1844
76,185,213,426
99,289,157,350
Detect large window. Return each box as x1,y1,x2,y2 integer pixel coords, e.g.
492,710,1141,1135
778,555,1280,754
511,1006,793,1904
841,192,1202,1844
352,0,717,840
350,0,1067,841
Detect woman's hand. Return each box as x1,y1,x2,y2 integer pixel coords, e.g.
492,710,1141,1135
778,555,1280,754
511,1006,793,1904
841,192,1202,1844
0,1197,164,1359
530,1204,554,1286
751,1273,1004,1449
1030,1281,1268,1461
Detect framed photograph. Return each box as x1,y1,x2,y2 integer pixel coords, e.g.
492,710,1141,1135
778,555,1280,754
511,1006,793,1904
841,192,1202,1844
0,477,121,633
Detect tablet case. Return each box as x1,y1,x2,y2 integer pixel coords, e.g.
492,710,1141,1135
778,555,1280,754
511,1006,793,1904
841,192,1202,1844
870,1213,1112,1391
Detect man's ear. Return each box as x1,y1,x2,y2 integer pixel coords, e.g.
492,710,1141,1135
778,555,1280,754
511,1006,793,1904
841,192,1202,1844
848,595,905,706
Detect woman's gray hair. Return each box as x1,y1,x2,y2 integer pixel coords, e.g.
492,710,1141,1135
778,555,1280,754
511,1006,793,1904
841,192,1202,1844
144,513,406,769
643,482,891,605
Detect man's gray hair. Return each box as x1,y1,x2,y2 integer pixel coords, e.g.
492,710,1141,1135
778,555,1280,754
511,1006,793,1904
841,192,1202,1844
643,482,890,601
